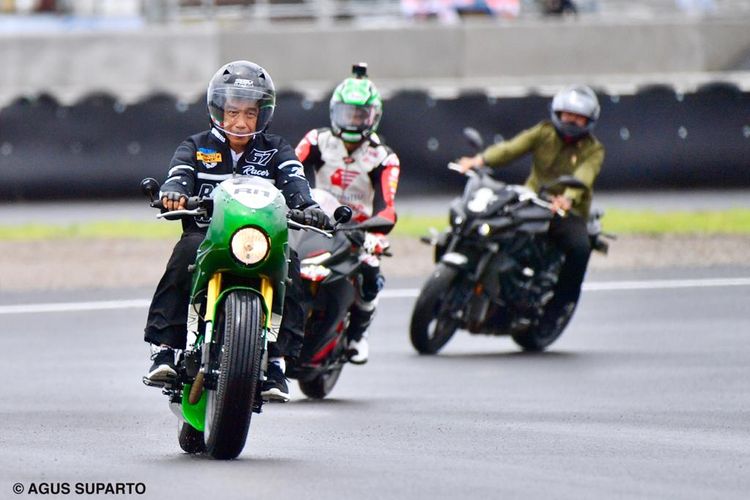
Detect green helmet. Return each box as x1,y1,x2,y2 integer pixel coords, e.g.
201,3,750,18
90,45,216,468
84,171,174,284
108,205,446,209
329,64,383,143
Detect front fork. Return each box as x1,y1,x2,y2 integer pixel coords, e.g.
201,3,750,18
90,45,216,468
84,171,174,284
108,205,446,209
180,273,274,429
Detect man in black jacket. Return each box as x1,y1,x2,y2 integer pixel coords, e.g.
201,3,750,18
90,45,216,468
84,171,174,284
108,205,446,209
142,60,331,402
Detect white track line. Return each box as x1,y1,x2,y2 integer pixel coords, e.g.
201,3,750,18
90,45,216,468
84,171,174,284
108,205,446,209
0,299,150,315
1,277,749,315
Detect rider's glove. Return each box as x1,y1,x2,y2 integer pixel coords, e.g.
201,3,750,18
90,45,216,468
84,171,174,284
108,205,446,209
162,191,186,202
161,191,187,211
302,206,333,230
363,232,389,255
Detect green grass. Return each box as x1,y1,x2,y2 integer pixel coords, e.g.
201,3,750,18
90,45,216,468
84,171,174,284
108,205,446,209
0,209,749,241
392,209,750,237
0,220,182,241
595,209,750,235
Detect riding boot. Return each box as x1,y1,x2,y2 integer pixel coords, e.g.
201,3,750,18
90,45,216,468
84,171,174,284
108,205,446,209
346,303,375,343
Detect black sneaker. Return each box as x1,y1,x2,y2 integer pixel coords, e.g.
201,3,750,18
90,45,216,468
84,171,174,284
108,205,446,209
143,346,177,387
261,362,290,402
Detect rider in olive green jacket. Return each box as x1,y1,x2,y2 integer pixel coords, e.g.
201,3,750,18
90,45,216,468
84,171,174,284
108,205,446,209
458,85,604,329
481,120,604,219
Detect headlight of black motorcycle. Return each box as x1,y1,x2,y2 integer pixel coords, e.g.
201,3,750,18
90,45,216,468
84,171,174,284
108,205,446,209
230,227,270,265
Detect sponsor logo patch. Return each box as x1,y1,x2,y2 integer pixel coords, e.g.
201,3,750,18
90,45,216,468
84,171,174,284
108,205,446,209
248,148,278,166
234,78,254,88
331,168,359,189
287,164,306,180
197,148,222,169
242,165,270,177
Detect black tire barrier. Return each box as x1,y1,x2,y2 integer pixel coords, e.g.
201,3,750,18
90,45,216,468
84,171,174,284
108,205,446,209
1,85,748,200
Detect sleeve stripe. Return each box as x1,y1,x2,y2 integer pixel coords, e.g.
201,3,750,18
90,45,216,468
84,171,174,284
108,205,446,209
196,172,233,181
278,159,304,170
164,176,182,184
168,165,194,176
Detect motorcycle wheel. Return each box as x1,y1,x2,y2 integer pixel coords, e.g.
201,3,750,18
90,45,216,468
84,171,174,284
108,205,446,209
204,291,264,460
178,421,205,454
512,301,577,352
409,263,461,355
298,365,343,399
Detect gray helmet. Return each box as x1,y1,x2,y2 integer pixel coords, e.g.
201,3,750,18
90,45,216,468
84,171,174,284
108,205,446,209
550,85,600,140
207,60,276,137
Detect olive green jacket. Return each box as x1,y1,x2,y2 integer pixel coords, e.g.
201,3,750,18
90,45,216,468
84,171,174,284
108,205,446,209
481,121,605,218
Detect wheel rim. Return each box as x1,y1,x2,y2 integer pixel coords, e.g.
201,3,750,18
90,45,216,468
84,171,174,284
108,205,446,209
426,315,458,346
205,389,215,439
322,366,343,393
424,298,459,348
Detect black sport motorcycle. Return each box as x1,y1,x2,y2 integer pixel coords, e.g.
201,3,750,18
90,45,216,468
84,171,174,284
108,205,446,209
409,129,611,354
287,190,389,398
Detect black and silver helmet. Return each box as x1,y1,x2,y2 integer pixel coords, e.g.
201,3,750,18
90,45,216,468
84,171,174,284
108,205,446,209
550,85,600,140
207,60,276,137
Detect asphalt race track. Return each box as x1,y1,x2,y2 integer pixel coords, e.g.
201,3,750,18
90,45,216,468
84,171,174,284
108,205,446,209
1,267,749,499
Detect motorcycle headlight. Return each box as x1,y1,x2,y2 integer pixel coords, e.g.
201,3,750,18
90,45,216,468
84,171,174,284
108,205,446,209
230,227,270,265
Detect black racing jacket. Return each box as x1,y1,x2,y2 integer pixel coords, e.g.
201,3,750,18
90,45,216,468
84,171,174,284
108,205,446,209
161,127,317,231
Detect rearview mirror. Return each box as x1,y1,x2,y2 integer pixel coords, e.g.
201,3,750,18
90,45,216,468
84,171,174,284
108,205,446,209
463,127,484,152
334,205,353,224
141,178,160,202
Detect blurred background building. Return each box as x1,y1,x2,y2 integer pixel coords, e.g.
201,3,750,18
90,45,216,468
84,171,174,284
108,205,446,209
0,0,749,198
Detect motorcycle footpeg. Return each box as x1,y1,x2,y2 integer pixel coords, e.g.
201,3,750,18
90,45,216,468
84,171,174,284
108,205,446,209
142,377,163,388
142,376,177,389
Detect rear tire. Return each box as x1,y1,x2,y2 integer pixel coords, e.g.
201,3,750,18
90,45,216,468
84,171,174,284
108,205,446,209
512,300,577,352
409,264,461,354
204,291,264,460
298,365,343,399
178,421,205,454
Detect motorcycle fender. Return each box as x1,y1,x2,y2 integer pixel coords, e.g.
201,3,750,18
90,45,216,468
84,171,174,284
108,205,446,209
441,252,469,269
213,284,272,334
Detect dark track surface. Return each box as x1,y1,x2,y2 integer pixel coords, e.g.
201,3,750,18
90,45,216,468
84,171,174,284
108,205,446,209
2,268,749,499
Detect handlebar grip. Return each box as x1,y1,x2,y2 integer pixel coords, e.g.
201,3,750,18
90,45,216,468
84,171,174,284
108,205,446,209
288,209,305,223
185,197,201,210
151,197,202,211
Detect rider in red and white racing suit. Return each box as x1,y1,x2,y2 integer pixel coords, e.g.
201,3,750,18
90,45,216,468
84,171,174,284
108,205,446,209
295,64,400,364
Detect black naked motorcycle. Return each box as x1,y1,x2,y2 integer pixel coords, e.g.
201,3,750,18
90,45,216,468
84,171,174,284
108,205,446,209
409,129,611,354
287,190,388,399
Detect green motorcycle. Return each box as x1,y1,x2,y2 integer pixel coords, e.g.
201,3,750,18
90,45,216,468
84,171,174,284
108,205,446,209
141,175,345,459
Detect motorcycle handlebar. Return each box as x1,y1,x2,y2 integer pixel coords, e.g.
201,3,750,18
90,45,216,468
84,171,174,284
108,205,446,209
150,196,202,211
287,210,334,238
450,163,567,217
151,196,208,220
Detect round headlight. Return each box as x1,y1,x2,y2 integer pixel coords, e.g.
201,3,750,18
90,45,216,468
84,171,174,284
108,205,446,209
231,227,269,265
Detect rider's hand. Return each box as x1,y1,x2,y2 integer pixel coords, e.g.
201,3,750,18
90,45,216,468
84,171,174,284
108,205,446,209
457,154,484,173
363,232,389,255
550,195,572,213
161,192,187,212
302,206,333,230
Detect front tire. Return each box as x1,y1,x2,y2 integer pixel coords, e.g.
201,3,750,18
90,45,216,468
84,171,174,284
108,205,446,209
204,291,264,459
298,365,343,399
409,264,461,354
